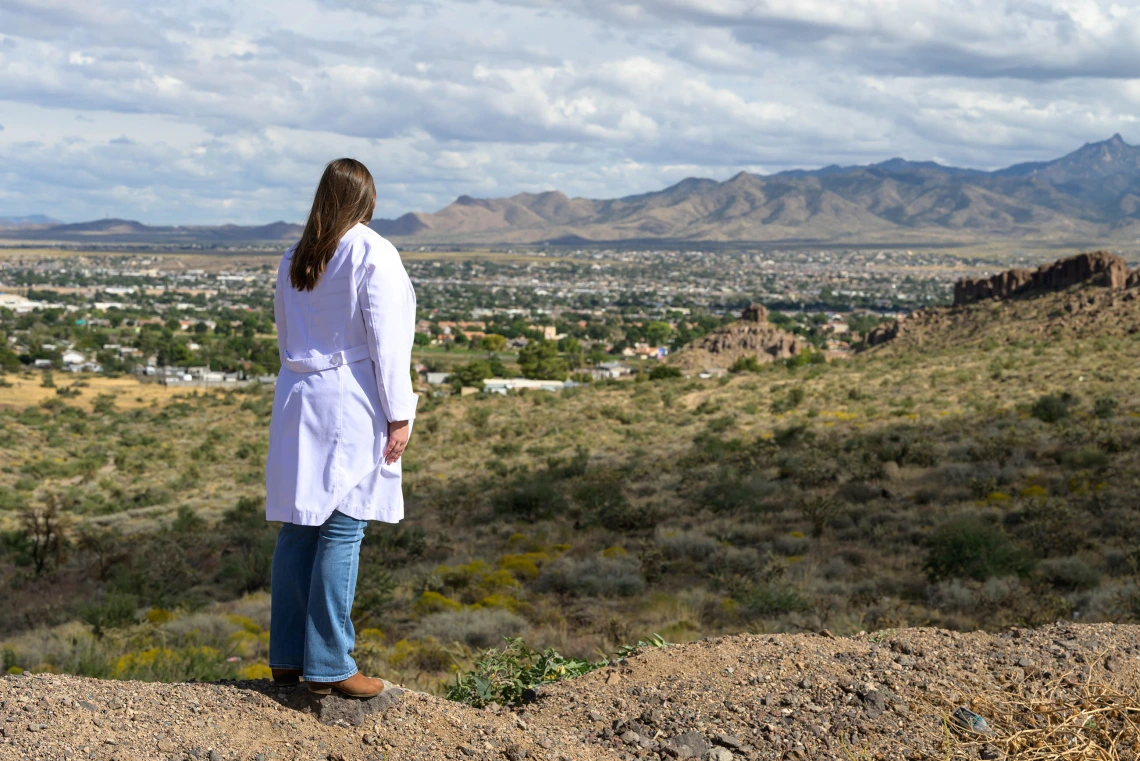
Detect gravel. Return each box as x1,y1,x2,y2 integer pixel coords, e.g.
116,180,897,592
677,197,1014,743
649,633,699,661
0,622,1137,761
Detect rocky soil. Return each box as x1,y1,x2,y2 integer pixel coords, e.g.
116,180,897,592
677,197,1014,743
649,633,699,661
3,623,1138,761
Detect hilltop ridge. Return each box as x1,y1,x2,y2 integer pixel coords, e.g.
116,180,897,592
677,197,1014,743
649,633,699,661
868,251,1140,349
12,136,1140,245
3,623,1138,761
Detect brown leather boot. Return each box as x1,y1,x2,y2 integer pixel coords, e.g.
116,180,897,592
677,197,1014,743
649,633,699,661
271,668,302,685
306,671,385,698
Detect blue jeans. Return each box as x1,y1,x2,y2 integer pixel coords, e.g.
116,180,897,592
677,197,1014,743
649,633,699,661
269,510,366,682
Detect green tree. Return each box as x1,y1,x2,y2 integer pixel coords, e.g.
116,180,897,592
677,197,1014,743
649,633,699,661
518,340,568,381
481,334,508,352
646,321,672,346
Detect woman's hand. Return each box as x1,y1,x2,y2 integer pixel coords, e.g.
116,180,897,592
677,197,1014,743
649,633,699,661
384,420,410,464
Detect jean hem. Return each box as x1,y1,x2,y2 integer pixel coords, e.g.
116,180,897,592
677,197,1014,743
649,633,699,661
304,668,359,683
269,663,303,670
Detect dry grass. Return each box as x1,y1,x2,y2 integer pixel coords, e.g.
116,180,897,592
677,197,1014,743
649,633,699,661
0,372,197,411
943,672,1140,760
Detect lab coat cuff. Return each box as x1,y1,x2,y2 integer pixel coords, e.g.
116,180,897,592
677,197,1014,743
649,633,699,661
388,397,419,422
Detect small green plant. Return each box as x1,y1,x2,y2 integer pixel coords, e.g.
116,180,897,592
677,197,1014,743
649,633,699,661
446,637,608,708
649,364,682,380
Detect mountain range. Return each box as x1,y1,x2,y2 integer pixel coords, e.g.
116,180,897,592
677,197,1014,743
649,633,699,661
9,135,1140,246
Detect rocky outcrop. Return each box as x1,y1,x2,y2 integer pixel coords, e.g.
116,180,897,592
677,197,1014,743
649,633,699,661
953,251,1129,306
673,303,802,370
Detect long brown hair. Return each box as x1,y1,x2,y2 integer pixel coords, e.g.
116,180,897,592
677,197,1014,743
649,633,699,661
290,158,376,291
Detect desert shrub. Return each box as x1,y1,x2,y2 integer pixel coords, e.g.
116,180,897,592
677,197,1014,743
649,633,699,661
112,645,236,683
416,608,528,650
1039,556,1100,591
494,474,568,522
108,535,202,609
837,481,882,504
770,386,806,413
1030,393,1076,423
171,506,206,533
705,546,766,580
573,479,655,530
1094,395,1118,419
697,472,777,513
776,450,839,488
353,565,397,628
743,584,809,615
535,555,646,597
1006,498,1085,558
924,515,1032,582
80,593,139,639
649,365,682,380
1061,448,1110,470
729,356,763,373
657,530,719,562
927,579,978,613
771,534,810,556
219,496,275,595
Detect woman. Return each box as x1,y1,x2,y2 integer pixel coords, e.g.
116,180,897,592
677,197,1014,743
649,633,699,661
265,158,418,698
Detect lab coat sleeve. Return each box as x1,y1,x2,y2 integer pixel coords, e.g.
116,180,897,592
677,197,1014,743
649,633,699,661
274,262,289,366
358,243,419,422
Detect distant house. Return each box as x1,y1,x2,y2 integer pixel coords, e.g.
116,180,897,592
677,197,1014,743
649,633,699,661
590,362,631,380
482,378,570,395
33,359,53,368
426,372,451,386
61,350,85,365
507,336,529,349
68,361,102,373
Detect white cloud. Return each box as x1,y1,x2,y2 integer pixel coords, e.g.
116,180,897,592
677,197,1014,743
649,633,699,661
0,0,1138,223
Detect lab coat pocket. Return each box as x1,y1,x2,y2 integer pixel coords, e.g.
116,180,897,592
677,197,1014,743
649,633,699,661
380,458,402,478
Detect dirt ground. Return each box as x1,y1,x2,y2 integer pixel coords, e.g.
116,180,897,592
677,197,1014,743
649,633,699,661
2,622,1138,761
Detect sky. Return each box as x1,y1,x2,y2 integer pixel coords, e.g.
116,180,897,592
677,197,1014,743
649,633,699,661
3,0,1140,225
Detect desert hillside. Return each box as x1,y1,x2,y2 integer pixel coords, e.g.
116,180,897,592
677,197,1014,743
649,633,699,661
3,622,1138,761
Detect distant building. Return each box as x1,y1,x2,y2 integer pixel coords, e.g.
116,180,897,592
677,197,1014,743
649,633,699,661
590,362,631,380
61,350,85,365
426,372,451,386
482,378,570,395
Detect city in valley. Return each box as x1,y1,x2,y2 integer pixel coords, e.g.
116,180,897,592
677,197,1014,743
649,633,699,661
0,243,1065,389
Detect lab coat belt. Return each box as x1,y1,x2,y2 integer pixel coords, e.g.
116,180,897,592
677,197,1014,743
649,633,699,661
283,345,371,373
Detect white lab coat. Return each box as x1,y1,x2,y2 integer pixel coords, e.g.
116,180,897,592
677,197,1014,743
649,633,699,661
265,224,418,526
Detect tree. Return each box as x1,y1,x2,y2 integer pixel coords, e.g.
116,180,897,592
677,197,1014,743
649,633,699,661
646,321,672,346
451,360,494,390
481,334,507,352
518,340,568,381
19,496,69,575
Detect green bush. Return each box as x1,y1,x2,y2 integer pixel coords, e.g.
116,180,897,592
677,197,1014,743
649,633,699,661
1030,393,1076,423
924,515,1032,582
1093,395,1118,420
649,364,682,380
1039,556,1100,591
80,593,139,639
494,475,568,522
729,356,763,373
744,584,810,615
